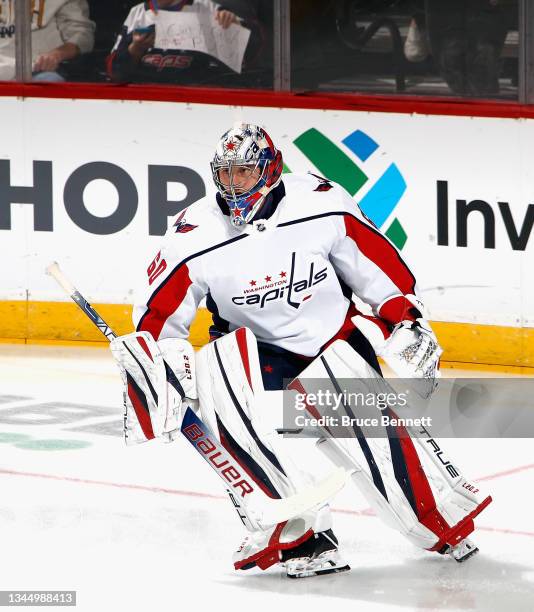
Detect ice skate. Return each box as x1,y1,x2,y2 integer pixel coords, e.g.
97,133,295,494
444,537,479,563
438,537,479,563
281,529,350,578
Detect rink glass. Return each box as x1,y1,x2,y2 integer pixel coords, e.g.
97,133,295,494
290,0,519,100
8,1,531,101
8,1,274,89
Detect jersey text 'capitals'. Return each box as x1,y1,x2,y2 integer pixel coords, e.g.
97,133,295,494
232,252,328,310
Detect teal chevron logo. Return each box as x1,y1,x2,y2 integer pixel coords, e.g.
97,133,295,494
285,128,408,250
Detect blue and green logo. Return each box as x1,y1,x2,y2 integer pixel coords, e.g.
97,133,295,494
284,128,408,250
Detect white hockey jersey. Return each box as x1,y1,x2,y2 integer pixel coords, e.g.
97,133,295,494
134,173,420,357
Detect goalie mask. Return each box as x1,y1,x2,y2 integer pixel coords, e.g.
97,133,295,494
211,124,283,228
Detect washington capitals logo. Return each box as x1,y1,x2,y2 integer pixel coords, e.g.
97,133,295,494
310,172,333,192
231,252,327,310
174,210,198,234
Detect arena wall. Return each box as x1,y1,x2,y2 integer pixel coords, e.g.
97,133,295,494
1,94,532,367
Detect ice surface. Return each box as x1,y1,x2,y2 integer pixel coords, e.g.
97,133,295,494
0,344,533,612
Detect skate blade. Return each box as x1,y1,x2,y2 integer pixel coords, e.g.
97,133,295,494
453,545,479,563
286,563,351,579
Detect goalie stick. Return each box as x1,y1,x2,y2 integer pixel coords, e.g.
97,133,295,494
45,261,346,529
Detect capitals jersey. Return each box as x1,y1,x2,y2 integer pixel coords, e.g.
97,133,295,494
134,173,421,357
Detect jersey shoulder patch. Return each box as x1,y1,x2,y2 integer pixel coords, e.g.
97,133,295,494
309,172,334,191
281,173,355,220
167,195,216,233
163,195,234,261
173,209,198,234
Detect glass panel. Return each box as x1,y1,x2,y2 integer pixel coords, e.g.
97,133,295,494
519,0,534,104
2,0,94,83
0,0,17,81
53,0,274,89
291,0,519,100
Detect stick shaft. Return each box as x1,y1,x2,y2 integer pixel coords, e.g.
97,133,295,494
46,262,117,342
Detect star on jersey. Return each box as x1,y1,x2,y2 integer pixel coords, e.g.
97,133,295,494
247,273,285,286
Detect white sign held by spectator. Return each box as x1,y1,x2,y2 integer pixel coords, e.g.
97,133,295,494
155,11,250,74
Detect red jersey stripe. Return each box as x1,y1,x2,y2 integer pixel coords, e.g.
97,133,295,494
321,302,359,350
138,264,193,340
344,215,416,295
378,295,420,325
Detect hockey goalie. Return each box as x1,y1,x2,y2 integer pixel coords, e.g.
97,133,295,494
110,123,491,578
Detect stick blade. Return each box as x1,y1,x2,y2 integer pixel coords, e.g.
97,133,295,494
251,467,347,529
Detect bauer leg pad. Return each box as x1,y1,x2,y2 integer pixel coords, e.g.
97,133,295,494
195,328,345,533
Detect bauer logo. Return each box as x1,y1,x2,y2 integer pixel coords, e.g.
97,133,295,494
285,128,408,250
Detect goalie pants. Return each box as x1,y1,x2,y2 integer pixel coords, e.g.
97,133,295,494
257,325,382,391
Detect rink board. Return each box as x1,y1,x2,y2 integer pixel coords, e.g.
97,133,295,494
1,302,533,368
1,96,533,363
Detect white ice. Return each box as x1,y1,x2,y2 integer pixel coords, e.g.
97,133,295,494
0,344,533,612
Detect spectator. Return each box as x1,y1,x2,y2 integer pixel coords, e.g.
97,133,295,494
404,12,430,63
0,0,95,82
424,0,514,96
107,0,267,86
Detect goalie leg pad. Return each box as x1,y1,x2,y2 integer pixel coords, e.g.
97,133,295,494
195,328,342,533
292,340,491,551
196,328,291,502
